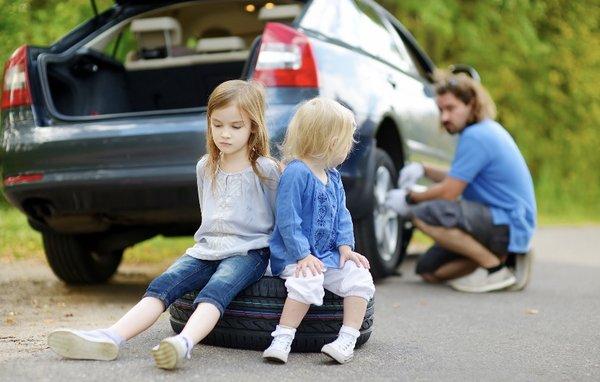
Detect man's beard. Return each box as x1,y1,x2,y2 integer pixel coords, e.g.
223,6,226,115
443,123,459,135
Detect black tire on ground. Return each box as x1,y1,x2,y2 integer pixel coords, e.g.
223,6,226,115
169,276,374,352
354,148,410,279
42,232,123,284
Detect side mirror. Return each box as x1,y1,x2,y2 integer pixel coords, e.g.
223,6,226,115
448,64,481,82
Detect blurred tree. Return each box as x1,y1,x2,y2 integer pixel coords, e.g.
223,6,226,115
0,0,112,62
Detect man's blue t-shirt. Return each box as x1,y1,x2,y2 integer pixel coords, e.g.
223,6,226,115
448,119,537,253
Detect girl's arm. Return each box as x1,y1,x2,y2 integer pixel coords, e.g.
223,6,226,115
276,168,311,261
333,170,355,250
196,157,207,206
260,158,282,215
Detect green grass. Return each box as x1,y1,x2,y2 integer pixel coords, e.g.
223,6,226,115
0,206,45,261
0,207,187,264
124,236,191,264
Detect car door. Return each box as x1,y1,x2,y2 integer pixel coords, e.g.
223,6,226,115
369,2,455,167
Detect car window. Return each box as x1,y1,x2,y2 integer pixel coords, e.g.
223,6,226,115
379,15,423,77
300,0,361,47
354,0,415,73
301,0,413,72
101,26,137,63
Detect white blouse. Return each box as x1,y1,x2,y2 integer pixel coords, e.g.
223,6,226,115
185,156,281,260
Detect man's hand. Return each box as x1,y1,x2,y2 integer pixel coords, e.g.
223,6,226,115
384,188,412,217
295,254,325,277
398,162,424,189
339,246,370,269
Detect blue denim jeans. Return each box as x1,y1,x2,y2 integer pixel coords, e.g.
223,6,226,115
143,248,269,316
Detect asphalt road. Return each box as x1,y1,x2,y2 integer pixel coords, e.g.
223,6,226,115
1,226,599,381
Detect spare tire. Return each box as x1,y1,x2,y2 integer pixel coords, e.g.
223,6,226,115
169,276,374,352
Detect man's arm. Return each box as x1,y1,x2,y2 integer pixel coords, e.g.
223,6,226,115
409,176,467,203
423,164,448,183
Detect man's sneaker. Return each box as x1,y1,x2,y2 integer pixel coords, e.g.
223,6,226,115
448,266,516,293
47,329,119,361
321,335,356,364
151,336,191,370
506,251,534,291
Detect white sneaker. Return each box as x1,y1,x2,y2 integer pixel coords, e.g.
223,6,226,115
263,326,295,363
448,266,516,293
151,336,191,370
47,329,119,361
507,251,534,291
321,335,356,364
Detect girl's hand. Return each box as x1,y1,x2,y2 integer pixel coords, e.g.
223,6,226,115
295,254,325,277
340,247,370,269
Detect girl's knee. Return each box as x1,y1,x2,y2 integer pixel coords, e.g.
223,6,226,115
335,265,375,301
284,273,325,306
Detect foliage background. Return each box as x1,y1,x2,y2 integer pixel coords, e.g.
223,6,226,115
1,0,599,221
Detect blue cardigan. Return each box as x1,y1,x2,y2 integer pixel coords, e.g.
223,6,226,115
269,160,355,276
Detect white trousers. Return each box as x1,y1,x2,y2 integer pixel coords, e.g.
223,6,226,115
280,261,375,306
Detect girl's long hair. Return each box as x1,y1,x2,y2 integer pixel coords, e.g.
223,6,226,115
205,80,271,188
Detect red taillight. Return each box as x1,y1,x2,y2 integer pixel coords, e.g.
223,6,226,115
1,45,32,110
3,173,44,186
253,23,319,88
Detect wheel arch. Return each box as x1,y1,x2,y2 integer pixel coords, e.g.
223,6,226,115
374,114,407,172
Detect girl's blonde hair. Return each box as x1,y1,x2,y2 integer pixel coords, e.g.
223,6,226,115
282,97,356,168
205,80,271,185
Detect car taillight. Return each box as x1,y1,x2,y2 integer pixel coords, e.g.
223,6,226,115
253,23,319,88
3,173,44,186
1,45,32,110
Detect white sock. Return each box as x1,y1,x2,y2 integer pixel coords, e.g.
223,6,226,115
338,325,360,348
83,328,124,347
272,324,296,338
174,334,194,359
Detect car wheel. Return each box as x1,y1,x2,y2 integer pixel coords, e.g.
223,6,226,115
169,277,374,352
42,232,123,284
354,148,410,279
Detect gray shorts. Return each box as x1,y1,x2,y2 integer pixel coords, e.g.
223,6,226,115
411,199,509,275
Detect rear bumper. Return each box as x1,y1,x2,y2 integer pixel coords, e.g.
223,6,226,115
3,164,200,234
3,141,377,234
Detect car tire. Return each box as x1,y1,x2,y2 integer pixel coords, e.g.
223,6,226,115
169,276,374,352
42,232,123,284
354,148,410,279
